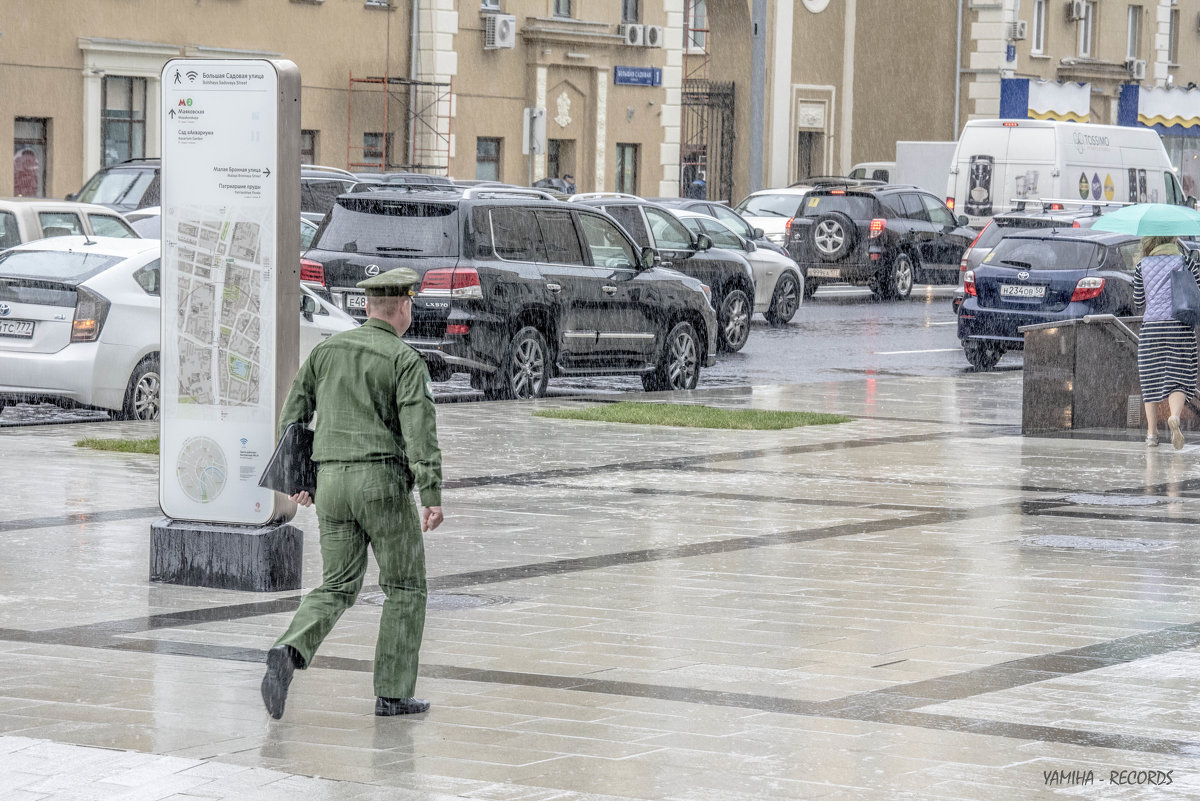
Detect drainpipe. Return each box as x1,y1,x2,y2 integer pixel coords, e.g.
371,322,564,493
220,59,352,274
954,0,964,138
748,0,766,193
409,0,420,169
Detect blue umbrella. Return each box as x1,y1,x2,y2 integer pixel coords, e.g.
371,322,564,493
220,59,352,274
1090,203,1200,236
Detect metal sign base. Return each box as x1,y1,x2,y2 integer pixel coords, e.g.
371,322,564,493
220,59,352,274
150,518,303,592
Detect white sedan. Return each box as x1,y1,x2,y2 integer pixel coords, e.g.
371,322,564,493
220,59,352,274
674,210,805,325
0,237,355,420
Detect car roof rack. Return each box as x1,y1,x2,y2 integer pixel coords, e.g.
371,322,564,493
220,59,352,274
460,187,557,201
567,192,641,201
789,176,885,188
301,164,358,177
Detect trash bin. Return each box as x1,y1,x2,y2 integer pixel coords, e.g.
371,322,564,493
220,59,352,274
1020,316,1144,436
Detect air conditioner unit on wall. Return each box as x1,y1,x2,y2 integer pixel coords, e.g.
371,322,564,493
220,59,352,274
1009,20,1028,40
1128,59,1147,80
485,13,516,49
621,23,645,47
1065,0,1085,22
644,25,664,47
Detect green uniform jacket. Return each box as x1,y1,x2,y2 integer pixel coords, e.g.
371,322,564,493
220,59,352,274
278,318,442,506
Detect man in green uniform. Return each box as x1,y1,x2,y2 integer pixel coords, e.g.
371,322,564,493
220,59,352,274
261,267,444,719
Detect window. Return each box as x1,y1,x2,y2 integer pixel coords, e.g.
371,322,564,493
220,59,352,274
300,130,317,164
88,214,137,238
615,143,638,195
535,210,585,264
476,137,501,181
490,207,540,261
605,206,649,246
687,0,707,52
697,218,743,250
481,0,500,8
301,179,354,217
133,260,161,296
364,132,392,169
1126,5,1141,60
1169,8,1179,63
38,212,84,237
621,0,640,24
1031,0,1046,53
0,212,19,249
14,118,48,197
899,194,928,221
644,207,693,249
920,194,955,227
579,213,638,269
101,76,146,167
553,0,572,18
1078,1,1095,58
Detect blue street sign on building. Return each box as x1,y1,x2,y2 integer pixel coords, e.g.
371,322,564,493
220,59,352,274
614,66,662,87
1006,44,1016,62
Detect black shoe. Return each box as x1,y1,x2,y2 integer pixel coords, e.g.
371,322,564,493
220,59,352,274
375,696,431,716
261,645,302,719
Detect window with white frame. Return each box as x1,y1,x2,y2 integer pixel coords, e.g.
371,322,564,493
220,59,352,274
476,137,501,181
621,0,640,24
553,0,572,18
1126,5,1142,60
1078,0,1096,58
101,76,147,167
481,0,500,9
1169,7,1179,63
687,0,707,52
1031,0,1046,54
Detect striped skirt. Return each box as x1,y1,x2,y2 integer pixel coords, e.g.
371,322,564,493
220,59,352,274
1138,319,1199,403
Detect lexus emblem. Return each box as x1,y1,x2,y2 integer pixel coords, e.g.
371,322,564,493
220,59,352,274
0,303,9,317
365,264,381,276
1017,271,1030,280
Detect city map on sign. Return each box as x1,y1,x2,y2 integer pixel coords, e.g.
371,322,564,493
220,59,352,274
170,205,274,407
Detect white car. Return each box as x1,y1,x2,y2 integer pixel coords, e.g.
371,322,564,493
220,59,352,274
674,209,804,325
732,186,813,249
0,236,355,420
125,206,321,251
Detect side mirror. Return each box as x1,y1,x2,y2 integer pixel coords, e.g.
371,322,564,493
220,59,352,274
300,293,318,322
752,227,765,240
639,246,658,269
1188,196,1198,210
65,192,77,201
957,214,970,227
744,239,757,252
694,233,713,252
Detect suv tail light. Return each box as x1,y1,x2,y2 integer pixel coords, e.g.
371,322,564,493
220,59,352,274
963,270,977,297
868,218,887,238
1071,277,1105,301
421,267,483,298
71,286,111,342
785,217,794,233
961,221,991,272
300,258,325,286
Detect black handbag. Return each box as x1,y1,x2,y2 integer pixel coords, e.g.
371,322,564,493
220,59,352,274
1169,267,1200,327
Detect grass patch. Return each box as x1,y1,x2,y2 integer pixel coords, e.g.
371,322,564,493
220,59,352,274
75,436,160,455
533,402,852,430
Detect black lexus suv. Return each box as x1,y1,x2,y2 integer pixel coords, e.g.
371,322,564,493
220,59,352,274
786,184,975,300
304,186,718,398
568,194,756,352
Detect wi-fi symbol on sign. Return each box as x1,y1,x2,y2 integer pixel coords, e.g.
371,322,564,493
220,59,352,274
240,438,248,446
186,71,199,83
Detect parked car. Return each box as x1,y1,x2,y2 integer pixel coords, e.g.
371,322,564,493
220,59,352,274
649,197,788,256
673,209,804,325
952,200,1124,313
732,186,813,248
786,184,974,300
300,165,359,223
0,237,355,420
568,193,755,352
123,205,320,251
957,229,1140,369
0,198,138,248
304,186,718,398
69,158,161,212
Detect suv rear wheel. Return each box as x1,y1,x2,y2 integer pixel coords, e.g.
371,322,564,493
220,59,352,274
643,321,700,391
811,212,856,261
717,289,751,352
874,252,915,301
485,326,550,400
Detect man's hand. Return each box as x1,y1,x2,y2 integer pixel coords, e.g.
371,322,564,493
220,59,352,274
421,506,444,531
290,490,313,508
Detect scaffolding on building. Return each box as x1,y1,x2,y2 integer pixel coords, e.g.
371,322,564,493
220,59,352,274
346,72,453,174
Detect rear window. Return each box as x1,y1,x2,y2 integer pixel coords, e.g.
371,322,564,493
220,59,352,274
0,249,123,283
0,211,19,249
984,238,1103,271
76,169,156,207
801,194,877,218
735,193,804,218
315,198,458,257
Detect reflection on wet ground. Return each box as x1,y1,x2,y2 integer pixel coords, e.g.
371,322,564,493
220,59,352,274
4,369,1200,799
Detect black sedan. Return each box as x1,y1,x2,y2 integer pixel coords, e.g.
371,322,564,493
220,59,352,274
957,229,1140,369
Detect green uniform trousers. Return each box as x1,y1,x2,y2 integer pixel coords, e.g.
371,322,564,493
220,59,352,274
274,461,427,699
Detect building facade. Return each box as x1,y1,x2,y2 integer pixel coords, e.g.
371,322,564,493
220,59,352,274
4,0,1200,206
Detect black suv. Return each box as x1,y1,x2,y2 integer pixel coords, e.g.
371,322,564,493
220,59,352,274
786,184,974,300
70,158,161,212
569,194,756,352
304,187,718,398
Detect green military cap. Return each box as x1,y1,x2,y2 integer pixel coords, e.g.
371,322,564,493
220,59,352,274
357,267,420,296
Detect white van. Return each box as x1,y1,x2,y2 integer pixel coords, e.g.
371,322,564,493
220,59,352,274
946,120,1187,227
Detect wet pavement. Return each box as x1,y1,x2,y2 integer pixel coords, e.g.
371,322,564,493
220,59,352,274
3,371,1200,799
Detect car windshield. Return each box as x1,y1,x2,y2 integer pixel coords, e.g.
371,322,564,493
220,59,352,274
75,170,155,207
735,193,804,218
985,238,1103,270
315,198,459,256
0,250,124,283
802,195,877,218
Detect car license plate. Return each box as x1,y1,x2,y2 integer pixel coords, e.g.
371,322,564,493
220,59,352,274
807,268,841,279
0,319,34,338
1000,284,1046,298
345,293,367,310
